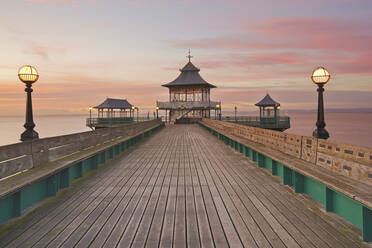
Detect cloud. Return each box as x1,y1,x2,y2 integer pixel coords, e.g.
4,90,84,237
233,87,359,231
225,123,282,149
21,41,75,60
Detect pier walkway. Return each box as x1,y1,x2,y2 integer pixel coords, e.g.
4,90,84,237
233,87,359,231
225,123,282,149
0,125,366,247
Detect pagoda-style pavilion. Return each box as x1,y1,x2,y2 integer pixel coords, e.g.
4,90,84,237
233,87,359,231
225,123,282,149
255,93,280,119
156,54,220,124
87,98,135,129
94,98,133,118
255,93,290,131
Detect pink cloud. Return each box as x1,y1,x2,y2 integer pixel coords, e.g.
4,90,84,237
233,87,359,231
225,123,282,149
172,17,372,75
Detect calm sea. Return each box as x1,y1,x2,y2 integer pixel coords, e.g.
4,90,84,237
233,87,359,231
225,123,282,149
0,113,371,148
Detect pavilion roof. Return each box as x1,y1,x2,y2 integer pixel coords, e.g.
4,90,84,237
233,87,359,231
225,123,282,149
162,61,216,88
255,94,280,107
94,98,133,109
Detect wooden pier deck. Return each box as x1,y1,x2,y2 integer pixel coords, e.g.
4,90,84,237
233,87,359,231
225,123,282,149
0,125,366,247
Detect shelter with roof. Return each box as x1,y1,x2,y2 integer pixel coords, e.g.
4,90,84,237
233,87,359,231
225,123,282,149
94,98,133,118
249,93,290,131
156,52,220,124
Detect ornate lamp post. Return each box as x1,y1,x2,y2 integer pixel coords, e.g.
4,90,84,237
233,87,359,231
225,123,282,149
136,107,139,122
155,106,159,119
216,104,221,120
234,106,237,122
88,107,92,126
18,65,39,141
311,67,331,139
131,106,135,118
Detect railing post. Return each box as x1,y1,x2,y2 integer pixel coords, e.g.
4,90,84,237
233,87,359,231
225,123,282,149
46,174,58,197
60,167,70,189
294,172,305,193
13,191,21,218
283,166,292,185
252,150,257,162
258,153,264,168
272,160,278,175
325,187,333,212
362,206,372,242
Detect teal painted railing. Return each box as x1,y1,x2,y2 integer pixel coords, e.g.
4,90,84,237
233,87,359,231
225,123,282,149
199,122,372,242
0,124,163,225
221,116,290,130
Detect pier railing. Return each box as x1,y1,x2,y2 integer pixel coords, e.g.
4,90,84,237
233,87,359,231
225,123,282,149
156,100,221,109
0,120,161,180
86,117,157,128
0,119,164,225
221,116,290,130
200,118,372,242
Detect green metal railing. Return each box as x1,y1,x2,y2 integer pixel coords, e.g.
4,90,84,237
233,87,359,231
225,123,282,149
221,116,290,130
86,117,159,127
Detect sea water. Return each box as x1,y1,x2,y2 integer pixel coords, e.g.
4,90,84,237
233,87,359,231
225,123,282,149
0,113,371,147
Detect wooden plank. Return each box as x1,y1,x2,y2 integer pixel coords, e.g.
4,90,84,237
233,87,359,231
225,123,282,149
191,138,230,247
188,146,214,248
159,146,179,247
6,152,140,248
174,147,187,248
202,144,309,248
135,137,175,247
200,125,365,248
75,140,170,248
184,138,201,248
117,139,172,247
58,150,152,247
91,136,169,248
194,140,264,248
1,125,367,248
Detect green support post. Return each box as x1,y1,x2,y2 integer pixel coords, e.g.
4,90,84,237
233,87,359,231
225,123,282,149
13,191,21,217
283,166,292,186
294,172,305,193
99,151,105,165
46,174,58,197
362,206,372,242
110,148,114,159
272,160,278,175
78,161,84,177
91,155,98,170
60,167,70,189
258,154,264,168
325,187,334,212
252,150,257,162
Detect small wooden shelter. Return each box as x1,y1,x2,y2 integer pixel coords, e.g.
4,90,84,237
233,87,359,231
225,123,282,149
94,98,134,118
255,94,280,119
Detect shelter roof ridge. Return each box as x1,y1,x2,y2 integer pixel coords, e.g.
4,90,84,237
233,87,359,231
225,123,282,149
94,98,133,109
255,93,280,107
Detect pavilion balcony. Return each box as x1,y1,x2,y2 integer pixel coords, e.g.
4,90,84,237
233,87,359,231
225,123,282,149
86,117,156,129
157,100,221,110
221,116,291,131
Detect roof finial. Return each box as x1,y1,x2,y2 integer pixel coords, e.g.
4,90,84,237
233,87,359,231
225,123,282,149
187,49,193,62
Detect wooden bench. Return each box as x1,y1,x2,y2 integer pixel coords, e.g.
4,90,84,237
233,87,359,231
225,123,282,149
200,121,372,242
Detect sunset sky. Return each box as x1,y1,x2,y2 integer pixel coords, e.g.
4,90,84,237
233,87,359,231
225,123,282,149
1,0,372,116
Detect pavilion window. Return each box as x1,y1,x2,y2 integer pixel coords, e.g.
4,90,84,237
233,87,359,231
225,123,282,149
194,88,202,101
186,88,194,102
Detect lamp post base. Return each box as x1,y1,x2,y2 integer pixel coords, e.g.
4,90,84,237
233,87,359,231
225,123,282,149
21,129,39,141
312,128,329,140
